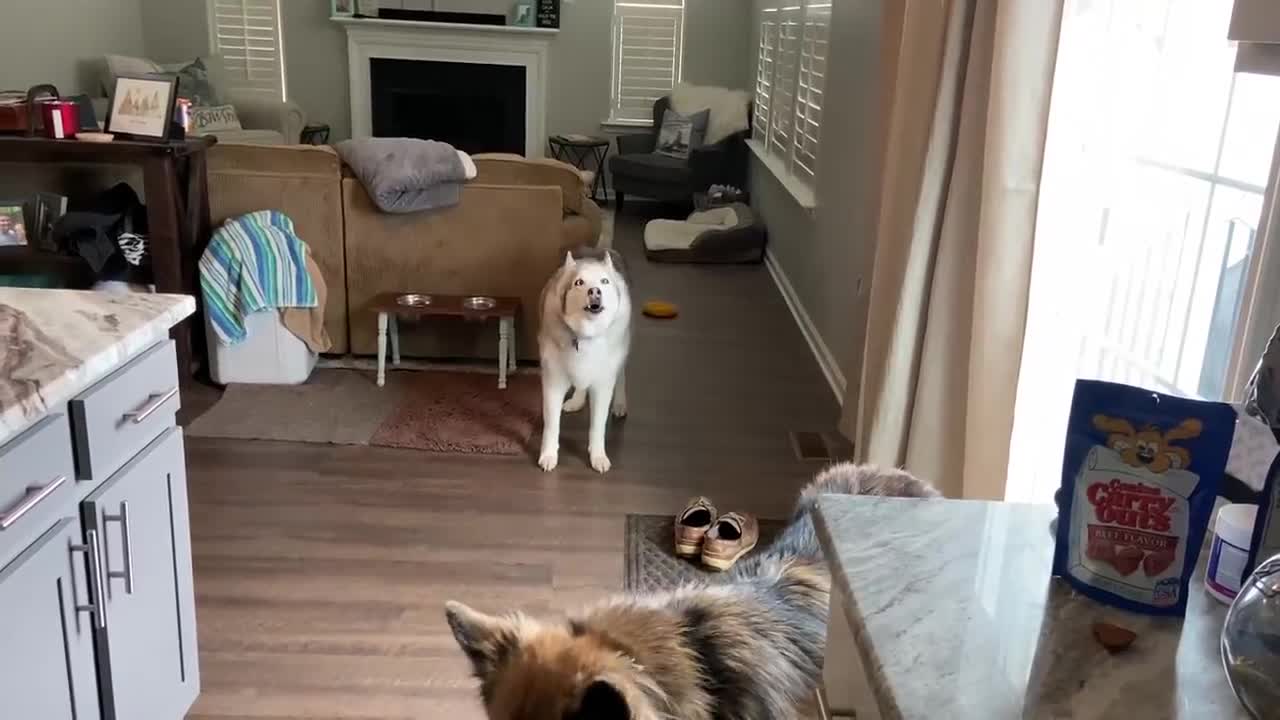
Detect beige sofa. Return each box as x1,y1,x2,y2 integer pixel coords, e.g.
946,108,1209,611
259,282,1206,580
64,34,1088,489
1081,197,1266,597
207,145,602,361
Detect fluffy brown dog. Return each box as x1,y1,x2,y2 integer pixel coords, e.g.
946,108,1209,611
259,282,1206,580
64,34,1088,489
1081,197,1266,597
445,463,938,720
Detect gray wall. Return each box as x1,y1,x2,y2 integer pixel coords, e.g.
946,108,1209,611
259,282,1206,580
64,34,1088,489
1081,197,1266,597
284,0,751,141
140,0,212,64
747,0,885,405
281,0,352,138
0,0,148,95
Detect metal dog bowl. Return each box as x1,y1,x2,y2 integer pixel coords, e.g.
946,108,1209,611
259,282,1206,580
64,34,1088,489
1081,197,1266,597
397,293,433,307
462,296,497,310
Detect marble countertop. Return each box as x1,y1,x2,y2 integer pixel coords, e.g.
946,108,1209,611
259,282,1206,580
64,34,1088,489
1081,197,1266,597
0,288,194,445
814,495,1248,720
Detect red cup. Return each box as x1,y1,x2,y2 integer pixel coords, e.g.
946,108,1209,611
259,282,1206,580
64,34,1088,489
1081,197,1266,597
40,100,79,139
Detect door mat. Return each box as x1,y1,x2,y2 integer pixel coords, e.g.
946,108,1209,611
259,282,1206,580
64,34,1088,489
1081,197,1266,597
623,513,787,593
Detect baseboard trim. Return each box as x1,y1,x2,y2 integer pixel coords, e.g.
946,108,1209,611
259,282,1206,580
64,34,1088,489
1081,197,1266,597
764,248,846,404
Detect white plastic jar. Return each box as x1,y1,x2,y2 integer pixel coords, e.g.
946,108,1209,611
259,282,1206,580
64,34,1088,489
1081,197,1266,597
1205,503,1257,604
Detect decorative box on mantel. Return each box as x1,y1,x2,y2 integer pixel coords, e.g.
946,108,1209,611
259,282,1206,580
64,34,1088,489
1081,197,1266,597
334,15,556,158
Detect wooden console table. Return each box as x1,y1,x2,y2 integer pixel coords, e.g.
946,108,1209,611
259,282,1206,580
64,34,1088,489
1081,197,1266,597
0,135,216,377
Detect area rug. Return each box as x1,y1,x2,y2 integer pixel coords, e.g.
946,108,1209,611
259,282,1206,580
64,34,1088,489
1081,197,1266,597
185,369,399,445
370,370,540,455
624,514,787,593
186,368,541,455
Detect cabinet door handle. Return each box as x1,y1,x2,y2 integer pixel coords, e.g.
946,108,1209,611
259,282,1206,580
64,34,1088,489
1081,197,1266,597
0,475,66,530
122,386,179,424
103,502,135,595
71,529,109,629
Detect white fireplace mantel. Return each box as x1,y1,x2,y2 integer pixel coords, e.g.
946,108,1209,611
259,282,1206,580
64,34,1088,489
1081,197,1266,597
336,16,554,157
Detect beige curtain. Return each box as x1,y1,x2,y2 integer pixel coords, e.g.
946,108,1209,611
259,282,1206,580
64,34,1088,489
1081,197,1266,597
841,0,1064,499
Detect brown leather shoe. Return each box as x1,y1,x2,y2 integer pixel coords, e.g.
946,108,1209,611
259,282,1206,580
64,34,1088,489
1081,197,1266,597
674,497,717,558
701,512,759,571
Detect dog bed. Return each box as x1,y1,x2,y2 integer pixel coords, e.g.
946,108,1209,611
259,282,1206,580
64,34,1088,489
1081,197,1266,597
643,203,766,263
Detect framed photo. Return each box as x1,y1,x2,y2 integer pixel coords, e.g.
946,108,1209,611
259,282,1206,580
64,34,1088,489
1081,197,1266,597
105,74,178,141
0,203,27,247
510,0,535,27
332,0,354,16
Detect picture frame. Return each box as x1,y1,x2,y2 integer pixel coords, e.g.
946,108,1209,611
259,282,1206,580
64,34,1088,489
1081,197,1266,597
332,0,354,17
104,74,178,141
510,0,535,27
0,202,28,247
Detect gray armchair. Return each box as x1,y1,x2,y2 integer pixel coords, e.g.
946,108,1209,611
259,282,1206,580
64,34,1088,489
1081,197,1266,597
610,96,750,212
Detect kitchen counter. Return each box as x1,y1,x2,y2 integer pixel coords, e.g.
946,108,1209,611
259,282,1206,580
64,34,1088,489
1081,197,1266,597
0,288,194,445
0,287,200,719
813,495,1247,720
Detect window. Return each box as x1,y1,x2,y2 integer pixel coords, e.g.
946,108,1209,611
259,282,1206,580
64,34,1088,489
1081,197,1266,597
208,0,287,101
751,2,831,198
1006,0,1280,503
609,1,685,125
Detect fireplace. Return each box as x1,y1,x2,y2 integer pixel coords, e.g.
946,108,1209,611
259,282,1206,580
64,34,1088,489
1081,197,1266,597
371,58,525,155
338,16,554,158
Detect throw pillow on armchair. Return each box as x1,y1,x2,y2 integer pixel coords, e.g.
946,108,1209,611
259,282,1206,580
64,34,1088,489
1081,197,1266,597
655,108,710,159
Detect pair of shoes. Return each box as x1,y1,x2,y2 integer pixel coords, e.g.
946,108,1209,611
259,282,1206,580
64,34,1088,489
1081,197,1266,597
673,496,759,571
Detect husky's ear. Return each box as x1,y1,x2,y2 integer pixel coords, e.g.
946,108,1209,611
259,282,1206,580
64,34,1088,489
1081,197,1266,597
570,679,631,720
563,251,577,269
603,251,615,270
444,601,518,680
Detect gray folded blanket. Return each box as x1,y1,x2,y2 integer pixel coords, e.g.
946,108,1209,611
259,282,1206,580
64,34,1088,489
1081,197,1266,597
335,137,466,213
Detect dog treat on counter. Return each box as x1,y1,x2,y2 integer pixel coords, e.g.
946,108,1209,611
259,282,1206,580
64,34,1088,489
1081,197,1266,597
1091,621,1138,653
1052,380,1236,616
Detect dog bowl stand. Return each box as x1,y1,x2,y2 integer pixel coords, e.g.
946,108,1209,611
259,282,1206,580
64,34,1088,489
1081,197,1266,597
371,292,521,388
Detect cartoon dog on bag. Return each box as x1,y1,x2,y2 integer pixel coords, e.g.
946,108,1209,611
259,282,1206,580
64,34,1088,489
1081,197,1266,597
536,248,632,473
1093,415,1203,473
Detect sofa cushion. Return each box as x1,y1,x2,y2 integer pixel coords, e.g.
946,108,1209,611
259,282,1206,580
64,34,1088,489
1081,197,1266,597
471,153,589,215
611,153,692,184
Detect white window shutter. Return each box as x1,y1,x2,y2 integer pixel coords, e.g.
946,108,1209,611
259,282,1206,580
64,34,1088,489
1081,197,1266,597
210,0,286,101
792,3,830,181
753,16,778,140
768,6,802,161
610,1,685,123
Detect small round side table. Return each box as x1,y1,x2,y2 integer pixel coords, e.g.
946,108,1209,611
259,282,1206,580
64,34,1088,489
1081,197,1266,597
548,135,611,205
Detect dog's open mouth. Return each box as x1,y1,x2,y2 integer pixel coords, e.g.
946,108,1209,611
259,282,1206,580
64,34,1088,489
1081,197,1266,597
586,304,605,314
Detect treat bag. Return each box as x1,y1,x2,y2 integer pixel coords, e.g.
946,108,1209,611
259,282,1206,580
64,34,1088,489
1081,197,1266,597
1052,380,1236,616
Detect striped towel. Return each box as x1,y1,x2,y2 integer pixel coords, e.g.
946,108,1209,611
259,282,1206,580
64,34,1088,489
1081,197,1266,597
200,210,317,346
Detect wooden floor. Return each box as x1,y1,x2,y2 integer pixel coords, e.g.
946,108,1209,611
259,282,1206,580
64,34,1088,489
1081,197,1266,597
184,210,842,719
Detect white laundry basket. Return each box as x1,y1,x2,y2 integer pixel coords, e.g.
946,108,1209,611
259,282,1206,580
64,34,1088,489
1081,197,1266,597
206,310,317,385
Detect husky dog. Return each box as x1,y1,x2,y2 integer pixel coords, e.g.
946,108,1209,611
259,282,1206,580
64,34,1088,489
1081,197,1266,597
537,248,633,473
445,462,939,719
